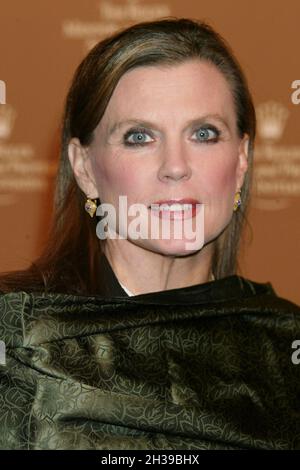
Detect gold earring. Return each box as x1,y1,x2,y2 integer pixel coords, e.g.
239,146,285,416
84,198,98,218
233,190,242,212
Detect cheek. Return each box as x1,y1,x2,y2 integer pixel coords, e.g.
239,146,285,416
207,153,238,201
202,155,238,237
92,156,140,202
202,150,239,232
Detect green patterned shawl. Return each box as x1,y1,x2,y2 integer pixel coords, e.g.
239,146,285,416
0,275,299,449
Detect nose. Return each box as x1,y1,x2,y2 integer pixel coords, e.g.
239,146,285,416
157,141,192,183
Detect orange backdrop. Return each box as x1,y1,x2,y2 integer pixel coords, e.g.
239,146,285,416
0,0,299,304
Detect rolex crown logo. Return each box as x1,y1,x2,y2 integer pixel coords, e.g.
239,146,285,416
0,104,17,141
256,101,289,144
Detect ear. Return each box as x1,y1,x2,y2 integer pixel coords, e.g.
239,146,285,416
235,134,249,191
68,138,99,198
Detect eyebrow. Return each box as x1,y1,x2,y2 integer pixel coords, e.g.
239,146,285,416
107,113,231,137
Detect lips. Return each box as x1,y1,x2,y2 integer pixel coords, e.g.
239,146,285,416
148,198,201,220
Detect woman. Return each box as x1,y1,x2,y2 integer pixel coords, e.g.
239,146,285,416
0,18,299,450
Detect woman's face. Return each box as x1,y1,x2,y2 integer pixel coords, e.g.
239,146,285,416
69,59,249,256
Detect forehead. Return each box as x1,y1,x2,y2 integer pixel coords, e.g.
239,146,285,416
101,59,236,126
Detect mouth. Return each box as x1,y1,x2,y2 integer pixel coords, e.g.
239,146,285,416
148,199,201,220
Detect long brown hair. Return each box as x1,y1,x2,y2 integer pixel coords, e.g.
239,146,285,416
0,17,256,295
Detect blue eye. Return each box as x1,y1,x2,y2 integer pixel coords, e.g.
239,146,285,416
123,128,153,146
193,126,220,143
123,125,220,147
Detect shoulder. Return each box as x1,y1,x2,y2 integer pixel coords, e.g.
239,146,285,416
0,290,71,349
237,275,300,313
0,291,33,348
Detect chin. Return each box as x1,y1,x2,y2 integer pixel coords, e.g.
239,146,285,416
136,238,205,257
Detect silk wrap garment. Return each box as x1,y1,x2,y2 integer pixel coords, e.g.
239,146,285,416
0,271,299,450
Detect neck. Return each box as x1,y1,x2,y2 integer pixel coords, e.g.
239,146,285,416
102,239,214,296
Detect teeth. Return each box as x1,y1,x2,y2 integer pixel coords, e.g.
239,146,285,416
151,203,194,211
